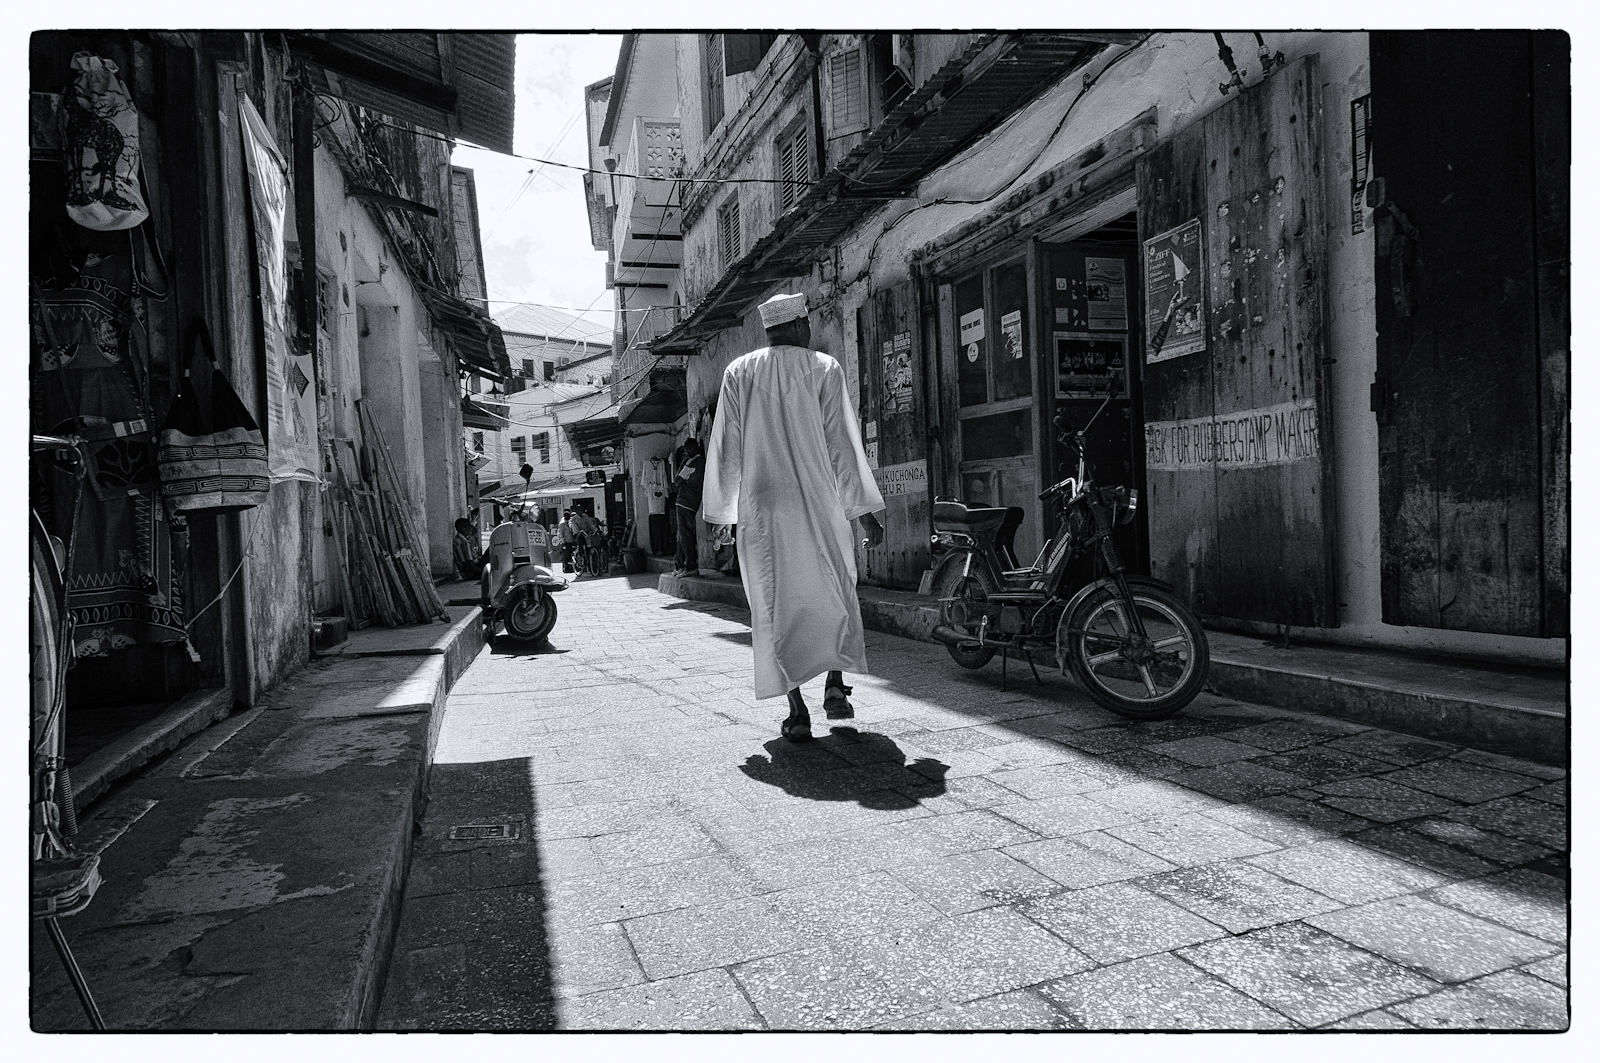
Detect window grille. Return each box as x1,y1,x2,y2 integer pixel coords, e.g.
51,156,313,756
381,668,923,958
777,124,810,214
718,196,742,269
829,48,866,136
472,431,484,453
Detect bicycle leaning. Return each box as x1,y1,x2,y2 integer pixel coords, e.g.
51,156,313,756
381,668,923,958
30,434,107,1029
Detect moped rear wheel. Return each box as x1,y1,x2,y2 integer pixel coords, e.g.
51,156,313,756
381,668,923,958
504,590,558,642
934,562,997,670
1060,585,1209,719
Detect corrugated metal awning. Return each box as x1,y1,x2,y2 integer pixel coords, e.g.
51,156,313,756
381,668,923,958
422,288,512,381
653,34,1115,352
291,32,517,153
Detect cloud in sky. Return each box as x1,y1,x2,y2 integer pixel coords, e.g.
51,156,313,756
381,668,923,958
454,33,624,341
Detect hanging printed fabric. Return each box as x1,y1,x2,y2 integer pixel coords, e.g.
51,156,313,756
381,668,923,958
62,52,149,231
158,320,271,513
237,91,319,482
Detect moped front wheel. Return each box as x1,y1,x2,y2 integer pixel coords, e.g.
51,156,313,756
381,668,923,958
504,590,558,642
1059,585,1209,719
933,561,997,670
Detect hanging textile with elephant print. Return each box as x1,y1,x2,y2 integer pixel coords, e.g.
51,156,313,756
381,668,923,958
32,251,186,657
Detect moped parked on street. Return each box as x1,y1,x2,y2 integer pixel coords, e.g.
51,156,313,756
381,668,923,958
929,375,1209,719
480,498,567,645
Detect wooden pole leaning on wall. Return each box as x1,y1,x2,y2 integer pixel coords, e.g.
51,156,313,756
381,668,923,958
355,400,450,622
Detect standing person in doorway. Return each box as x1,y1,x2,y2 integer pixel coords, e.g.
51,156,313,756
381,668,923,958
673,438,705,577
704,292,885,743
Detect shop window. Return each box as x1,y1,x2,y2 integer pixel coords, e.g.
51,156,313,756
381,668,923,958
703,34,726,136
776,121,810,214
828,48,866,136
718,195,742,268
954,259,1031,408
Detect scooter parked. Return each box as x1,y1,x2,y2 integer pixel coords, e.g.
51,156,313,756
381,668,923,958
480,500,567,645
929,373,1209,720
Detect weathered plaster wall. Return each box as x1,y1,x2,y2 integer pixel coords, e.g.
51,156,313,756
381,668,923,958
678,31,1562,665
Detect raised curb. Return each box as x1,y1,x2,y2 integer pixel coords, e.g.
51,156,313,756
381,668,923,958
655,574,1567,766
37,608,484,1031
73,687,235,808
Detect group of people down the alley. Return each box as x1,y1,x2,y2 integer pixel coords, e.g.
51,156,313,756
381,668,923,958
704,292,886,743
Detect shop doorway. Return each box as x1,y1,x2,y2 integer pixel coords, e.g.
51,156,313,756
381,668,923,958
1040,214,1148,574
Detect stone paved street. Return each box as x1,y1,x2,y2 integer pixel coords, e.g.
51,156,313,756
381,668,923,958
375,573,1569,1031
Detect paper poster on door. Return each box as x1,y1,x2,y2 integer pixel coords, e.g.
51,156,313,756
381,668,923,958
1084,257,1127,330
1143,218,1207,363
881,331,914,415
1000,310,1023,360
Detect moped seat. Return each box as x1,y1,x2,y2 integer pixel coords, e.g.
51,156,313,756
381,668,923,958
933,500,1012,533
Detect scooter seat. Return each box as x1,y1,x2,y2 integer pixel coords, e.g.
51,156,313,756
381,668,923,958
933,500,1012,533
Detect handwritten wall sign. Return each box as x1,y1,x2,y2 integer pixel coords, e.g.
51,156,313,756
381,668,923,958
1143,219,1207,363
873,458,928,498
1144,399,1320,471
958,307,984,345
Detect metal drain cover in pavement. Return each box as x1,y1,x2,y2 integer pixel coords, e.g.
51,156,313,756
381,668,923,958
448,822,521,842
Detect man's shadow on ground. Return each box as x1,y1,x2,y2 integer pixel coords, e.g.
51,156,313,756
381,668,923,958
739,727,949,810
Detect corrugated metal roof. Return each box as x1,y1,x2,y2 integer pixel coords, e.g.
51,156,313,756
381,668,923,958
654,34,1106,352
494,302,614,343
293,32,516,154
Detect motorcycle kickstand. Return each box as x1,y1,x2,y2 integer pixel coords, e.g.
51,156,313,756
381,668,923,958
1022,646,1043,685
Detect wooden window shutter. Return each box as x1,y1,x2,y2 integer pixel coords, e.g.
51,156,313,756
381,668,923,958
828,48,866,136
718,196,741,268
1135,56,1336,628
778,124,809,213
703,34,726,135
724,33,777,76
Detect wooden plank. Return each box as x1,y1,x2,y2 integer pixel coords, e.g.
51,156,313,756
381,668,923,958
1532,30,1570,638
1203,56,1336,627
1137,113,1217,611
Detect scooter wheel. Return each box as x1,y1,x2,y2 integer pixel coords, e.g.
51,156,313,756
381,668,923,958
933,565,997,670
504,591,557,642
1060,585,1209,720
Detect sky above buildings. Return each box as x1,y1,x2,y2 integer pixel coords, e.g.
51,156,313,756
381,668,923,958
454,34,624,346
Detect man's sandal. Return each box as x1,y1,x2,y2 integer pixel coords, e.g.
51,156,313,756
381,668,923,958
823,684,855,720
781,716,813,742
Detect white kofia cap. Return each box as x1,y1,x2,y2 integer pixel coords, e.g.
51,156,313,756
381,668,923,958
758,292,808,329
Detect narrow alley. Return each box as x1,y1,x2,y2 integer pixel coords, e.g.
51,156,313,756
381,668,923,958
375,574,1568,1031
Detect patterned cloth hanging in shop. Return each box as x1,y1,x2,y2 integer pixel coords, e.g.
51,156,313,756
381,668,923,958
61,52,148,231
32,253,185,657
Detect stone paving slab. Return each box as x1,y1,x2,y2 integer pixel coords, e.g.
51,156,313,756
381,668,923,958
376,574,1569,1031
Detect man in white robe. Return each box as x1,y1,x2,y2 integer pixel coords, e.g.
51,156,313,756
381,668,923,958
704,292,885,742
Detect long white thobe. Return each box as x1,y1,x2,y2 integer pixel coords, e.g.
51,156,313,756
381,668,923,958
703,345,885,699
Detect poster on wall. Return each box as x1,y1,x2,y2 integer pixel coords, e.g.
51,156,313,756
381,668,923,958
882,331,914,415
999,310,1023,360
1084,257,1128,330
1142,218,1207,364
1055,333,1127,397
239,92,318,482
